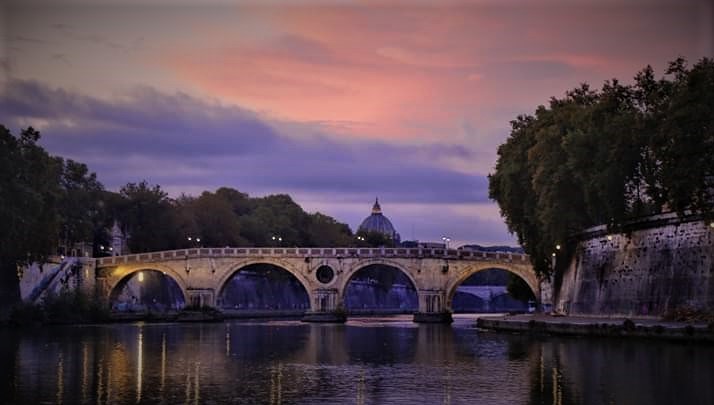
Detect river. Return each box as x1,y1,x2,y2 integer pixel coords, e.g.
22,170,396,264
1,315,712,404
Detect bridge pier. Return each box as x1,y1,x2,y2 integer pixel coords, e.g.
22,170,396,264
301,288,347,323
413,289,453,323
187,288,215,308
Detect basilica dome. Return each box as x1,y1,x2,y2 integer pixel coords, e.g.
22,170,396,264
358,198,400,242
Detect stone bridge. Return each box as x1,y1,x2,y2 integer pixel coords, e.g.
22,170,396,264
90,246,550,322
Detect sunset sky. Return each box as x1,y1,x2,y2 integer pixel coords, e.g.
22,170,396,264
2,0,712,246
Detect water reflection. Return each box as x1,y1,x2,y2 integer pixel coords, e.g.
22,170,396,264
1,317,713,404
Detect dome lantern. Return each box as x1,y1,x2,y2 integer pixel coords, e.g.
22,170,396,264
372,197,382,214
358,198,400,243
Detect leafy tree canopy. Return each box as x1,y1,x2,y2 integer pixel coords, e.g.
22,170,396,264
489,58,714,277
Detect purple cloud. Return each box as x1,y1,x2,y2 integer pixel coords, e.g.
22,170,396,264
0,79,492,207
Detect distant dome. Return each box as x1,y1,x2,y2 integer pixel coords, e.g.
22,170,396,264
358,198,400,242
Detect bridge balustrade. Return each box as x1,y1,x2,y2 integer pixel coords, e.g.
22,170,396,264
96,247,528,267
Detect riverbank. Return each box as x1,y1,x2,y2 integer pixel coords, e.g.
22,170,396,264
476,314,714,343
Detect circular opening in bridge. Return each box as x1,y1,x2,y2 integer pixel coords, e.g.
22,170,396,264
110,270,185,313
344,264,417,314
218,263,310,314
316,265,335,284
451,268,535,314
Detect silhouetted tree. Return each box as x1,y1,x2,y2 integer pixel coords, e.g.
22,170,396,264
0,127,63,318
116,181,178,252
490,58,714,277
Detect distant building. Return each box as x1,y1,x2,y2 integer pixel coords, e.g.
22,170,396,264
358,198,401,243
110,220,129,256
401,240,446,249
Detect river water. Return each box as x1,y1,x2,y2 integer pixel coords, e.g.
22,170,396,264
1,315,713,404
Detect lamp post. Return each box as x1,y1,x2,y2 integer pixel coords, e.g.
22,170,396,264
441,236,451,250
97,244,114,257
187,236,202,248
271,235,283,246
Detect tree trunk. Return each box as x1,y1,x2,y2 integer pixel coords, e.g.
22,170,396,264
0,262,21,322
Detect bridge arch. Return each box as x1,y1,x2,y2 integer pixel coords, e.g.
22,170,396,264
106,264,189,309
337,258,421,308
445,262,539,310
215,258,315,309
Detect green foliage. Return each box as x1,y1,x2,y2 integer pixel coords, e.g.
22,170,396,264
0,126,64,315
489,58,714,277
10,290,109,325
115,181,178,252
506,274,535,303
111,185,355,252
41,290,110,323
305,212,355,246
58,159,105,252
0,127,63,268
355,230,395,247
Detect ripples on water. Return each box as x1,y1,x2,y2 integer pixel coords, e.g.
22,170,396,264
1,315,713,404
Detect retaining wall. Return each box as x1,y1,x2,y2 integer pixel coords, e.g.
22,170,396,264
555,214,714,317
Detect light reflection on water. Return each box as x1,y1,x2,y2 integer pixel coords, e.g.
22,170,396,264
1,315,713,404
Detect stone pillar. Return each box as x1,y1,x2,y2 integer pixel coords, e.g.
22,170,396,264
302,288,346,323
413,289,453,323
78,259,96,297
186,288,215,308
94,266,112,308
538,277,553,313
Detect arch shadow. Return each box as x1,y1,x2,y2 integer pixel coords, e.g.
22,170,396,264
216,261,311,312
109,268,187,312
445,263,539,311
339,261,419,313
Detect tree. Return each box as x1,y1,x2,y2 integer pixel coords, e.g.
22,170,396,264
489,58,714,278
176,191,246,247
116,181,179,252
305,212,354,246
356,229,395,247
57,159,105,254
655,58,714,214
238,194,311,246
506,274,535,303
0,126,63,318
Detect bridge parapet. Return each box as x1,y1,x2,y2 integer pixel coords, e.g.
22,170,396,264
96,247,529,267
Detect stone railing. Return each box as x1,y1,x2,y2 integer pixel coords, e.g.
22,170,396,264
96,247,529,267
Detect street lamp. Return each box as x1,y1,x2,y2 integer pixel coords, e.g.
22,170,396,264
441,236,451,249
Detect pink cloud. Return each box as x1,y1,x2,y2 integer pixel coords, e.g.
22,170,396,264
159,2,708,141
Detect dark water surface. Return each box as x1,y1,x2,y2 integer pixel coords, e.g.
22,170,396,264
1,315,713,404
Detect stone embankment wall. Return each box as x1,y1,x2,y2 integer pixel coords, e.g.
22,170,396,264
555,214,713,317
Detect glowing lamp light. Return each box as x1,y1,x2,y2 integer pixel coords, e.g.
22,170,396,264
138,272,144,282
551,252,556,257
555,244,561,250
710,222,714,228
607,235,613,241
